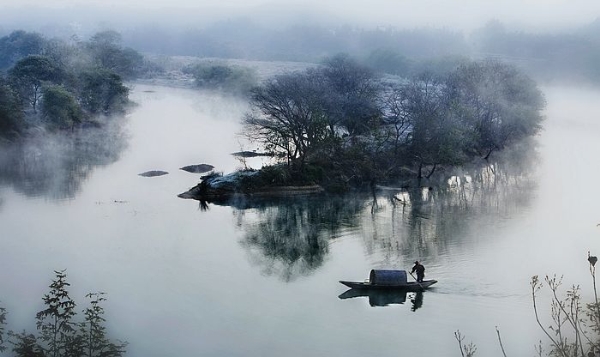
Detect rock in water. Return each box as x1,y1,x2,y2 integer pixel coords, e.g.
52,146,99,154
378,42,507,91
180,164,214,173
139,170,169,177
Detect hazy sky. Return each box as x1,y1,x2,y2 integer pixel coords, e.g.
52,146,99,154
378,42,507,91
2,0,600,32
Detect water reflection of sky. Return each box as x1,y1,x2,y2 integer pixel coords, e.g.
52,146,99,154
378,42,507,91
1,84,600,357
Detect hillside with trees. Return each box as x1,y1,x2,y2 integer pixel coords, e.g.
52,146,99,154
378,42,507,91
0,30,148,140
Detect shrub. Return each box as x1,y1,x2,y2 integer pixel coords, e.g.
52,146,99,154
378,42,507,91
184,61,257,95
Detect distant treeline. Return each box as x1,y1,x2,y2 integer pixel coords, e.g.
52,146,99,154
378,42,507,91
474,19,600,84
124,21,468,68
121,18,600,84
0,30,151,140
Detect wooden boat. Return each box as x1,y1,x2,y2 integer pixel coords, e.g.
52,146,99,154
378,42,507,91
339,269,437,291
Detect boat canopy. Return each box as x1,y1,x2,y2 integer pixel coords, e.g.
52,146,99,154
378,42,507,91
369,269,407,285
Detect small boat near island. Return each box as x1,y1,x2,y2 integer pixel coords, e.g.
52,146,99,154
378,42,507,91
339,269,437,291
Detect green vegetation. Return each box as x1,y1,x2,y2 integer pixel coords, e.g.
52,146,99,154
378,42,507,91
8,55,65,114
0,31,45,71
0,270,126,357
0,78,24,138
77,69,129,115
243,54,544,190
0,29,147,140
183,61,257,95
86,31,145,80
41,85,83,130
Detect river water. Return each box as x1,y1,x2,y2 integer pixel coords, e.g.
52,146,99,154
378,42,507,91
1,83,599,356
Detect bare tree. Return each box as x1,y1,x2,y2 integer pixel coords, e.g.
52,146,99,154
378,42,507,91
447,60,545,160
244,70,330,172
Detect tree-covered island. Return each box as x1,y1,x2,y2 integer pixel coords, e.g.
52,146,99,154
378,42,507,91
182,54,545,200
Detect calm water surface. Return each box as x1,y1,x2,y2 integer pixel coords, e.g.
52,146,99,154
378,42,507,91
1,83,600,356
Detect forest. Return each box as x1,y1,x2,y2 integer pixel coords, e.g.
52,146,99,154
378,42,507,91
0,30,150,140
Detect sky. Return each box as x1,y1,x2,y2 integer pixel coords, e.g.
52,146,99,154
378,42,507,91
1,0,600,33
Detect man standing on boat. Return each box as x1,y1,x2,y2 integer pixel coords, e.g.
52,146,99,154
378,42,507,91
411,261,425,282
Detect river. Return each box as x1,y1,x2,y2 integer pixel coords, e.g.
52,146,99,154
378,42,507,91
1,83,599,356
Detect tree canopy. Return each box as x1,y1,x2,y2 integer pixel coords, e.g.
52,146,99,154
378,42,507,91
0,29,144,138
245,56,545,187
447,61,545,159
88,30,145,79
183,61,257,95
0,79,24,138
41,85,83,130
0,30,45,70
77,68,129,115
8,55,64,113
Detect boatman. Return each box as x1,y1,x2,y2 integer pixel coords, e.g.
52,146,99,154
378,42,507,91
411,261,425,282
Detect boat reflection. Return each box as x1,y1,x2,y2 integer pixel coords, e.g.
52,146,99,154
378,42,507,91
339,289,425,310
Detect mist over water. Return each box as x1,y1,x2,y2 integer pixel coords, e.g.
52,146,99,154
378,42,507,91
1,82,599,356
0,118,128,200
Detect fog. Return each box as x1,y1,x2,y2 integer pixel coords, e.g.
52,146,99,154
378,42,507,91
2,1,600,356
2,0,600,35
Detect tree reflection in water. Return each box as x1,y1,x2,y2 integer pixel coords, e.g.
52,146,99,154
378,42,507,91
362,143,539,262
0,119,127,199
205,140,539,281
235,195,367,281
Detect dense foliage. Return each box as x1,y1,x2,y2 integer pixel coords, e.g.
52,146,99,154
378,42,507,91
0,270,126,357
0,78,24,137
0,31,45,71
245,54,545,188
41,85,83,130
0,30,147,139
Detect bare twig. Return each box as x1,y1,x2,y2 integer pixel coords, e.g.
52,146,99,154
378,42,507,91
455,330,466,357
454,330,477,357
495,326,507,357
531,275,569,357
